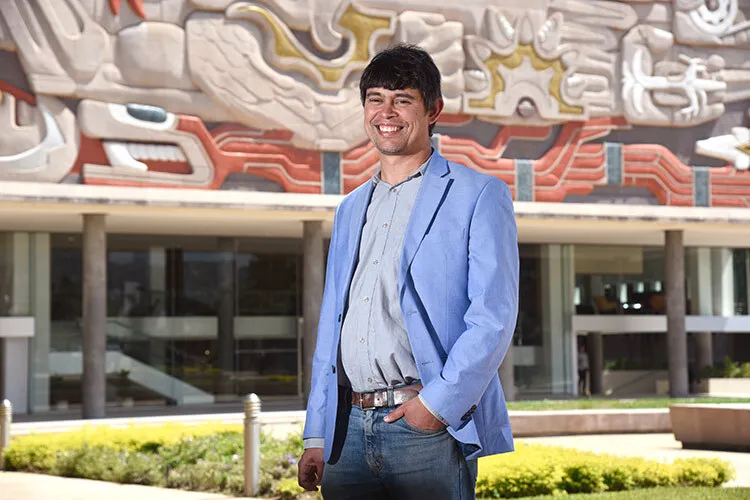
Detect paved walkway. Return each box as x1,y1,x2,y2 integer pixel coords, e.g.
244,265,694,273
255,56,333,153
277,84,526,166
0,472,257,500
518,433,750,488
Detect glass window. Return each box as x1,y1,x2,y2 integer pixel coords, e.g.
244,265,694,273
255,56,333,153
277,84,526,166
48,233,304,410
575,245,664,315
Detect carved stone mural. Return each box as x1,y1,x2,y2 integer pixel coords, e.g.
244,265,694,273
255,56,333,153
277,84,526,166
0,0,749,205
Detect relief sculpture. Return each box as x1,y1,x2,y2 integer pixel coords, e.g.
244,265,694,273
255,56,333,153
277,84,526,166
0,0,749,201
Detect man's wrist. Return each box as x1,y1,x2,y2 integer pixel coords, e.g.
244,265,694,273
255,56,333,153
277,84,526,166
418,394,449,426
303,438,325,449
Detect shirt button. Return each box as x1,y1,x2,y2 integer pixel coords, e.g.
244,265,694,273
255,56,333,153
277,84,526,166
360,338,365,343
373,259,379,265
382,223,388,228
364,297,369,303
368,378,373,383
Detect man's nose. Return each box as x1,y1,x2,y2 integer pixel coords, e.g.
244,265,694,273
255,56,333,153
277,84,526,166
381,101,397,117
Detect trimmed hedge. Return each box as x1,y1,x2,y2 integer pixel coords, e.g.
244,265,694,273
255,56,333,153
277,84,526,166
477,444,735,498
2,424,735,498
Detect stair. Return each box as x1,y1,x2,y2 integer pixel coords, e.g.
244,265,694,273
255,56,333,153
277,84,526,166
49,351,215,405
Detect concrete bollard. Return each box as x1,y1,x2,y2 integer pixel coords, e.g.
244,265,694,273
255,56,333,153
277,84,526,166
243,393,261,497
0,399,11,470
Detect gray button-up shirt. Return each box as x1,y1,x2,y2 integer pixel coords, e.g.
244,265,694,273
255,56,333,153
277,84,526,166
340,158,430,393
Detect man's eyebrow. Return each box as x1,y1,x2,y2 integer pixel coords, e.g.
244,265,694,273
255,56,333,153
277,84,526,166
365,90,417,100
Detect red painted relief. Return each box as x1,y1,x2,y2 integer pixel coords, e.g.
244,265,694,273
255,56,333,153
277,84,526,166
0,81,36,106
3,76,750,207
440,125,550,200
532,118,626,202
622,144,695,206
192,120,321,192
710,167,750,207
79,115,321,192
109,0,146,18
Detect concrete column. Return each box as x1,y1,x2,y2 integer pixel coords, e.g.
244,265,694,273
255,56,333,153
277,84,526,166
217,237,236,397
711,248,735,316
0,234,33,413
82,214,107,419
541,245,567,394
688,248,713,379
665,230,689,398
499,343,515,401
0,233,30,316
302,221,324,405
587,332,604,395
29,234,51,412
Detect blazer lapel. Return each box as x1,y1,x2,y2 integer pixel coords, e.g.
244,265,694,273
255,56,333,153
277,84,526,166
398,152,452,293
336,181,374,307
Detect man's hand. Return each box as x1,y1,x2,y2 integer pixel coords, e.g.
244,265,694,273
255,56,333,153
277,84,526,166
297,448,325,491
383,396,446,431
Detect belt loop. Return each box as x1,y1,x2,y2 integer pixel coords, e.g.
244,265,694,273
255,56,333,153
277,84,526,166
387,385,394,407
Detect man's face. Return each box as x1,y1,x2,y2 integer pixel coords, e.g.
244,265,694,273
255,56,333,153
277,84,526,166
363,87,442,157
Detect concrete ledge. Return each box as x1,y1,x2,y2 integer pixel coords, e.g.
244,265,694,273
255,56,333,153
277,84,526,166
670,404,750,452
510,409,672,437
12,409,672,438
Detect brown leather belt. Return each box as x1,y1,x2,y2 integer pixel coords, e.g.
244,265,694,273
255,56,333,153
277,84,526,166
351,383,422,409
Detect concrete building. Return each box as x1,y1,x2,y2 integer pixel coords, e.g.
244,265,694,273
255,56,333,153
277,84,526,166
1,0,750,416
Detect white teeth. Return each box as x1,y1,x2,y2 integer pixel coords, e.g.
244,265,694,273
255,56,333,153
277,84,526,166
102,141,186,171
379,126,400,132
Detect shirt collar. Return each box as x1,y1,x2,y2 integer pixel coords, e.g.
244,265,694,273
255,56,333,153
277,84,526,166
372,148,433,186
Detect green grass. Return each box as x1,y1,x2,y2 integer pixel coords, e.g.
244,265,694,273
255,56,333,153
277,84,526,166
506,397,750,411
516,487,750,498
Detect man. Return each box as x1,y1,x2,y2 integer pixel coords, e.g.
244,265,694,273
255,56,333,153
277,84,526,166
297,44,519,499
578,343,590,396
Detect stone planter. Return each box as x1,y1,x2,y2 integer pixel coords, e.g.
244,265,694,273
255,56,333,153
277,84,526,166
704,378,750,397
670,403,750,452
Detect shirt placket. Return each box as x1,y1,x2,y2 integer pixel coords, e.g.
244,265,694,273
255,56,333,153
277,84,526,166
362,184,400,388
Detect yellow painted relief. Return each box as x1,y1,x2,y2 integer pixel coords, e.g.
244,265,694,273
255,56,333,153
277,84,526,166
738,143,750,156
469,44,584,115
238,4,390,84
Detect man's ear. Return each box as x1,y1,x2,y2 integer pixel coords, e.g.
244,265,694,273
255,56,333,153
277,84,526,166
429,97,444,125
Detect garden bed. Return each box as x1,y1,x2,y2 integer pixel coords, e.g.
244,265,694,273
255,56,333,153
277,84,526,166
1,423,735,499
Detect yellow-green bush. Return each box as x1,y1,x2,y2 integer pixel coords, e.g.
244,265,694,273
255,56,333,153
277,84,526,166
3,422,243,473
476,444,736,498
2,424,735,499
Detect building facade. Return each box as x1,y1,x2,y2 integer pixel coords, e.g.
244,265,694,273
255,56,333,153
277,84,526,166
1,0,750,416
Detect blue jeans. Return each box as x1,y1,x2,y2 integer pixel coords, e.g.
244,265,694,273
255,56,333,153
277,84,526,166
321,405,478,500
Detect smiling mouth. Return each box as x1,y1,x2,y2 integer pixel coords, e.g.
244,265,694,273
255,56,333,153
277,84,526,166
376,125,404,135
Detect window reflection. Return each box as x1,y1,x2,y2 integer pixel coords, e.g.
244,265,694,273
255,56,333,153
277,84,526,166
48,234,302,408
574,246,666,315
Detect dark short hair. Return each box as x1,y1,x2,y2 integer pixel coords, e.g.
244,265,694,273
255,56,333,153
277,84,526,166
359,43,442,134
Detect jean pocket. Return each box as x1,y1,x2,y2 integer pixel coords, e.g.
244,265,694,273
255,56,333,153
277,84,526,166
397,415,447,436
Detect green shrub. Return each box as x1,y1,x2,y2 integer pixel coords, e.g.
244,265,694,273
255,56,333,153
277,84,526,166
2,425,735,499
276,477,306,500
477,444,734,499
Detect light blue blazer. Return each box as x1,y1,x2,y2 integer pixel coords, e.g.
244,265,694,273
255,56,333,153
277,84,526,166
303,150,519,462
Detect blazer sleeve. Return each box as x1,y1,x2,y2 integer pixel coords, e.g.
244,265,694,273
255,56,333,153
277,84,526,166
418,178,519,429
302,208,340,441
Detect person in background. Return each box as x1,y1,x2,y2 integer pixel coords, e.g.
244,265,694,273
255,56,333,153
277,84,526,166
578,343,590,396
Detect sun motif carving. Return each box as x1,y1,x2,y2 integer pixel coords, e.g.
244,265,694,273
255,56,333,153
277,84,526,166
109,0,146,19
